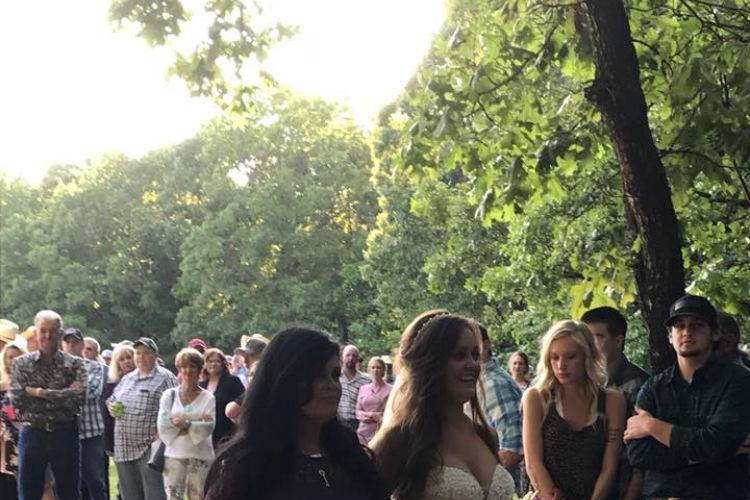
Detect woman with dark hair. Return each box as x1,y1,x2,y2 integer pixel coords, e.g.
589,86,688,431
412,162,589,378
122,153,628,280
204,327,387,500
371,311,514,500
199,347,245,448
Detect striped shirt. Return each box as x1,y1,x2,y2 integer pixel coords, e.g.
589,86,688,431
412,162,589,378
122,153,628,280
79,359,106,439
108,365,177,462
337,370,370,421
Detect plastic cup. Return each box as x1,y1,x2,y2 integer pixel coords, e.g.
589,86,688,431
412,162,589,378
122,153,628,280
111,400,125,418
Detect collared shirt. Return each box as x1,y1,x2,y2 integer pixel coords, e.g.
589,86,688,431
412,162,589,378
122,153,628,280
480,358,523,453
9,350,87,426
607,353,649,413
337,370,370,421
78,359,106,439
627,357,750,499
108,365,177,462
607,354,649,499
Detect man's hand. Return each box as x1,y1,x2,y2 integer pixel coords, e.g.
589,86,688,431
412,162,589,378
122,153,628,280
498,449,522,470
624,407,654,442
25,387,45,398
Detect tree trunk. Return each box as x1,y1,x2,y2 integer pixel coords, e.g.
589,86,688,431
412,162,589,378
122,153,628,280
579,0,685,371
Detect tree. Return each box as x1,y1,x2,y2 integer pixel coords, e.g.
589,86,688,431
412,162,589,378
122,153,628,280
173,89,380,348
109,0,296,113
380,0,749,369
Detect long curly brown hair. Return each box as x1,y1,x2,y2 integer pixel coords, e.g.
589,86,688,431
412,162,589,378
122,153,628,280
374,311,496,499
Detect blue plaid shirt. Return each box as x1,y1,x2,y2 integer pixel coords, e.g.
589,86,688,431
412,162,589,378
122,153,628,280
481,358,523,453
78,359,106,439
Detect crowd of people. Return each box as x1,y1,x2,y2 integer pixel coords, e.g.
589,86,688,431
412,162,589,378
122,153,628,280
0,293,749,500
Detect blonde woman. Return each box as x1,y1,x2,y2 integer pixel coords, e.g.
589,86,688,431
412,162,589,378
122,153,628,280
522,320,625,500
355,357,392,444
101,344,136,457
1,343,27,498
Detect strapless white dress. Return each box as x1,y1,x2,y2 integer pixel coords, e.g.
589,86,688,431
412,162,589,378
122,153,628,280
422,465,515,500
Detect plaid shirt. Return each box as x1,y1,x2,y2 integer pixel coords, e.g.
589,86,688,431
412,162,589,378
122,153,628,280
337,370,370,421
628,357,750,498
9,350,87,427
480,358,522,453
108,365,177,462
78,359,106,439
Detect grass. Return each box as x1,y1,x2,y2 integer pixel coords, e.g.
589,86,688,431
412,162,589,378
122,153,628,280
108,459,118,499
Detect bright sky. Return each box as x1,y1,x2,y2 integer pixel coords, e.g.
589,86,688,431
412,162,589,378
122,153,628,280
0,1,445,184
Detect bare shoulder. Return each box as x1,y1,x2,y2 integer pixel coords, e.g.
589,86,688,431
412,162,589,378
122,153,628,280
521,386,543,408
369,425,407,490
603,388,626,419
370,424,407,460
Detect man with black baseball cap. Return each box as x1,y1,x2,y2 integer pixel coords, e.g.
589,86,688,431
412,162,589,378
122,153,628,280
107,337,176,500
61,327,108,500
625,294,750,499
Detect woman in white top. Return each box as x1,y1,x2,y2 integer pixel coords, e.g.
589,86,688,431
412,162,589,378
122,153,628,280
371,310,514,500
157,348,215,500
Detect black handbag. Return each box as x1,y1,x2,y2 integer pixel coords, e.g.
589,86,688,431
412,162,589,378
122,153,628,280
147,388,176,472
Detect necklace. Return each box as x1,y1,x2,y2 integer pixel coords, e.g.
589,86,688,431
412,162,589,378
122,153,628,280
300,453,331,488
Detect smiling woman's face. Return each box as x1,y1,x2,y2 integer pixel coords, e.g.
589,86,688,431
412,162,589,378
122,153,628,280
300,354,342,425
443,327,481,405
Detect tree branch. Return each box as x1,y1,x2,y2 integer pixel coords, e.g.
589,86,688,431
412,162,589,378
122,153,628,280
732,159,750,208
659,147,726,170
478,21,561,96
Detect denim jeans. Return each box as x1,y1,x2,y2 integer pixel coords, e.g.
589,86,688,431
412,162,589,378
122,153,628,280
81,436,108,500
17,425,81,500
115,448,166,500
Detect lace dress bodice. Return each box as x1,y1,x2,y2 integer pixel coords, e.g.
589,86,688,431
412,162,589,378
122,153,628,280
423,465,515,500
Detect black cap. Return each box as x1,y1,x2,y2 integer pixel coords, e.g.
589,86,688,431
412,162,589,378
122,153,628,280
665,295,717,328
133,337,159,354
62,327,84,342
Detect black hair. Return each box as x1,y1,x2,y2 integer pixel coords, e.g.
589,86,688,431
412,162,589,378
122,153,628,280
717,311,741,342
476,322,491,357
205,326,384,499
581,306,627,339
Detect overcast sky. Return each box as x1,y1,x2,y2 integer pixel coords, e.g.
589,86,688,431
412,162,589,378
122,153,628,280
0,0,445,184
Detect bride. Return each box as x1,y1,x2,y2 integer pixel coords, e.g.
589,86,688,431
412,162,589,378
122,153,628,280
371,310,514,500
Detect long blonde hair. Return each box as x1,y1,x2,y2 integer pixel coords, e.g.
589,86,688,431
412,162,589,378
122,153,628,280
1,343,27,384
108,344,135,382
532,320,606,413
